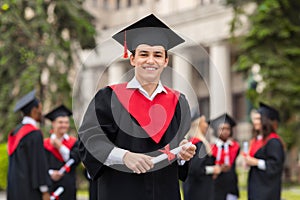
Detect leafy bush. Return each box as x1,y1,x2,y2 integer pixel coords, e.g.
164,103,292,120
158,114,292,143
0,143,8,190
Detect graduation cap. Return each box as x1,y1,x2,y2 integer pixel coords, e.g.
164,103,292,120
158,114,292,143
209,113,236,130
258,102,280,121
112,14,185,58
14,90,40,114
44,105,72,121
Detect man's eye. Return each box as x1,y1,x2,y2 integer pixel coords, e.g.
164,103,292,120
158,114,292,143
154,54,162,57
140,53,148,57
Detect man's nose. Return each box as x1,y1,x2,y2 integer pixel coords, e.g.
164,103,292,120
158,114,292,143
147,55,155,64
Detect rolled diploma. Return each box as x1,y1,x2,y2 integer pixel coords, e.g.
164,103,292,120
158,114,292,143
58,158,75,174
151,142,192,164
50,186,64,200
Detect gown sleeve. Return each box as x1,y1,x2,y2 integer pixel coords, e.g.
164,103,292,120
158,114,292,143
78,88,117,180
264,138,285,176
177,94,192,181
29,130,52,189
70,141,81,168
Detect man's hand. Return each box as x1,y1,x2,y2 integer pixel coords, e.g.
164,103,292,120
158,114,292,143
42,192,50,200
50,170,64,181
123,152,154,174
51,138,62,149
178,139,196,161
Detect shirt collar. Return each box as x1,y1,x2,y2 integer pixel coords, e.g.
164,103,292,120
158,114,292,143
22,116,37,127
215,138,233,147
127,77,167,100
50,133,69,141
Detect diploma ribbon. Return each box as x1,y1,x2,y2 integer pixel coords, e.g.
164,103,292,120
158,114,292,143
159,144,176,162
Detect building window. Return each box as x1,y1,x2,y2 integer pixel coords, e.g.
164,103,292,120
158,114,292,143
232,92,247,122
127,0,132,7
116,0,121,10
198,97,210,119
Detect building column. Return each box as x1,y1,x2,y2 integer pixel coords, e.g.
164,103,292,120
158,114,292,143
172,54,197,109
209,42,232,118
108,62,125,85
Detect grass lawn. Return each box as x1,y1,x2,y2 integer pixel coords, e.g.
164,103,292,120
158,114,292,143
239,188,300,200
238,167,300,200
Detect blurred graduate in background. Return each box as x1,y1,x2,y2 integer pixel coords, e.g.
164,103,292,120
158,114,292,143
44,105,81,200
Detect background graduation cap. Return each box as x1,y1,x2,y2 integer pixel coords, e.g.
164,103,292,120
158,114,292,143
14,90,40,114
257,102,280,121
112,14,185,58
44,105,72,122
209,113,236,131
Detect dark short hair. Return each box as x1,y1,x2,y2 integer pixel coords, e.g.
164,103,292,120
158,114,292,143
23,100,40,116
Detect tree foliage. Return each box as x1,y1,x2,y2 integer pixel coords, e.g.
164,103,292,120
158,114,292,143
0,0,96,141
227,0,300,148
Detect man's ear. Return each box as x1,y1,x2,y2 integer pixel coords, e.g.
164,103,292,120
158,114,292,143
163,57,169,68
129,54,135,66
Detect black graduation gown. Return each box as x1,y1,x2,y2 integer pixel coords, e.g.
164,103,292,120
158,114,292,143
248,138,285,200
83,169,99,200
44,139,80,200
79,86,191,200
7,124,51,200
183,141,215,200
212,142,240,200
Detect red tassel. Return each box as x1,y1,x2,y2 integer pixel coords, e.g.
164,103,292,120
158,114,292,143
123,31,128,58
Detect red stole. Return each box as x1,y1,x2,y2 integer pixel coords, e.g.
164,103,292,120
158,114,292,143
110,83,179,143
189,137,202,145
249,133,281,157
8,124,39,156
211,140,240,166
44,136,77,162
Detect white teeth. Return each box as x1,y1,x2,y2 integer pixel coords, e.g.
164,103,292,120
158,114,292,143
144,67,156,71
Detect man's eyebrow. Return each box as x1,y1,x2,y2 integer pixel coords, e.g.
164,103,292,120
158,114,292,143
138,50,149,53
137,49,164,54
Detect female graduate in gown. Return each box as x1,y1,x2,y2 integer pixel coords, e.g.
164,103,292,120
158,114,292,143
78,14,196,200
44,105,81,200
210,113,240,200
183,115,220,200
245,103,285,200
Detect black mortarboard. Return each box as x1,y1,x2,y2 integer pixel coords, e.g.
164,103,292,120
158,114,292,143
209,113,236,130
112,14,185,58
14,90,39,114
44,105,72,121
258,102,280,121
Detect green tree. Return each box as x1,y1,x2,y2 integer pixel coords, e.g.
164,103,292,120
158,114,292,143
227,0,300,148
0,0,96,141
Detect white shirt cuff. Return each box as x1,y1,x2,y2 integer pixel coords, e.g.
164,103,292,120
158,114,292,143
39,185,48,192
59,145,70,162
177,159,186,166
257,159,266,170
48,169,54,175
205,166,215,174
104,147,128,166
